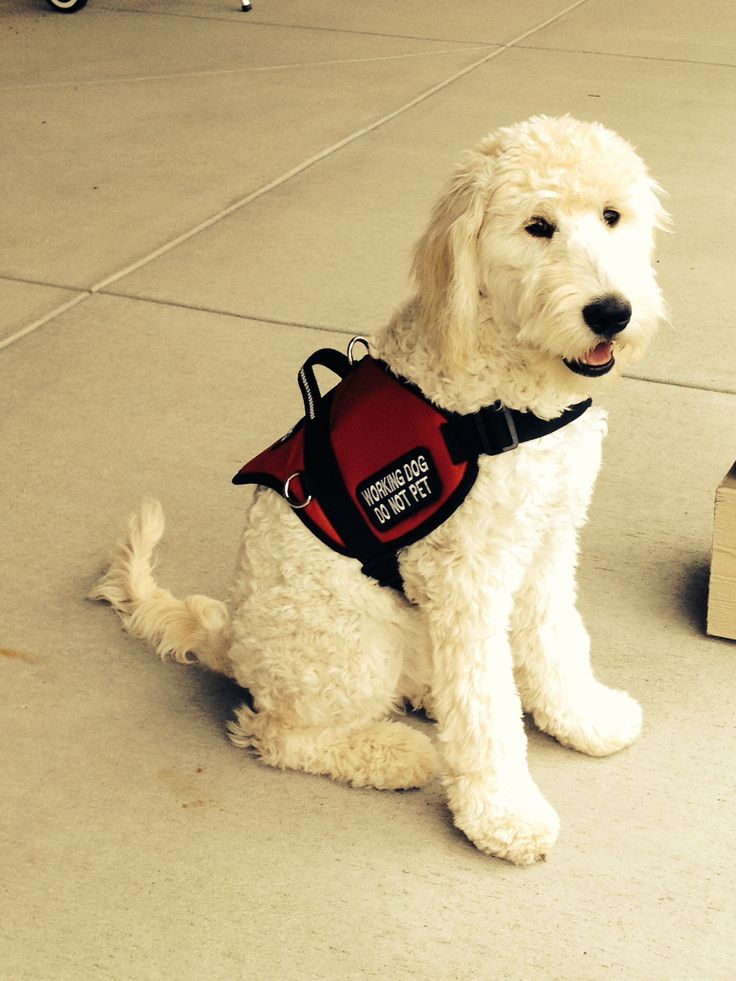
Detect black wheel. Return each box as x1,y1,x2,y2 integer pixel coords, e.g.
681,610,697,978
47,0,88,11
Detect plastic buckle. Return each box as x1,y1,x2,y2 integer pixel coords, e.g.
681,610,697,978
475,402,519,454
497,403,520,452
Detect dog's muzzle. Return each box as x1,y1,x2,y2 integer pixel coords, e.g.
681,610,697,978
564,295,631,377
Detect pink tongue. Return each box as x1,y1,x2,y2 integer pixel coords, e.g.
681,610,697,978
583,342,614,366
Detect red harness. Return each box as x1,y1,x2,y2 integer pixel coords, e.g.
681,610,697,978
233,342,591,592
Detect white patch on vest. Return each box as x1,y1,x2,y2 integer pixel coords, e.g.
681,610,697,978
356,449,441,532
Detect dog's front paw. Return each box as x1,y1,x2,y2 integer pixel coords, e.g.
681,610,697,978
534,684,643,757
447,775,560,865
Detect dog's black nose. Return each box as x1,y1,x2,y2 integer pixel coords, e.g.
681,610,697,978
583,296,632,338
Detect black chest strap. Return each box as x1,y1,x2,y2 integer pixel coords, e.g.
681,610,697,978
441,398,592,465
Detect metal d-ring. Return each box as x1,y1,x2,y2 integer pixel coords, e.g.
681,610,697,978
347,335,371,365
283,472,312,510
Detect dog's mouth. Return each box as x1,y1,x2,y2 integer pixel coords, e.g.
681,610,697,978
563,341,616,377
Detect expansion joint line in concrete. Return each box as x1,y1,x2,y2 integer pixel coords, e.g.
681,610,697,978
0,0,591,352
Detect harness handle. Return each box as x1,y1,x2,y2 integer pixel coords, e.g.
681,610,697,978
297,343,361,421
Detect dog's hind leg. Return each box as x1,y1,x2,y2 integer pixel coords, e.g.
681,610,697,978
228,709,438,790
225,606,440,790
223,490,439,790
89,499,234,677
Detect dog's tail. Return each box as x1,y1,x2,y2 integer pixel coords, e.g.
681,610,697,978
89,498,234,677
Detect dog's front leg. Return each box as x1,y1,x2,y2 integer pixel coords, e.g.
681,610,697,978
418,573,559,865
511,524,643,756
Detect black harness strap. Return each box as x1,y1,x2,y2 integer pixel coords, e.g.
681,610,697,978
441,398,592,465
303,388,404,591
297,347,353,420
295,349,405,591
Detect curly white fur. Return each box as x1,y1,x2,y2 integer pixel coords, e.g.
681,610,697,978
91,116,667,865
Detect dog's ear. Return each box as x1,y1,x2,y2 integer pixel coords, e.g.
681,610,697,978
650,178,672,234
411,148,495,372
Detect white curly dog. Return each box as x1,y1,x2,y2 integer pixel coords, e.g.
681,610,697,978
91,115,668,865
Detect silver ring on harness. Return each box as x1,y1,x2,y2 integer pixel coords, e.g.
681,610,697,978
347,335,371,365
283,472,312,510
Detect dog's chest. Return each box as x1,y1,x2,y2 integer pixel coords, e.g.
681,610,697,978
469,405,606,533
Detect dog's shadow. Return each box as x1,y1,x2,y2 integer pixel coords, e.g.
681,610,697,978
187,668,253,734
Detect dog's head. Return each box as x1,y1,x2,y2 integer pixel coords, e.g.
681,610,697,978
411,115,669,390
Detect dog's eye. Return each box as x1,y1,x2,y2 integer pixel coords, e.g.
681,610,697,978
603,208,621,227
525,217,556,239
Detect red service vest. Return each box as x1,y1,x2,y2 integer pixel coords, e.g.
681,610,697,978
233,343,591,592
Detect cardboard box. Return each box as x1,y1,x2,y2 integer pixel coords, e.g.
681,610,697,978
708,463,736,641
